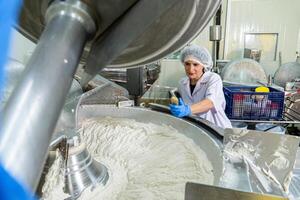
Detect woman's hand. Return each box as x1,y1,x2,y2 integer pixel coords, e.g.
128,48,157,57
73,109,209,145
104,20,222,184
169,98,191,117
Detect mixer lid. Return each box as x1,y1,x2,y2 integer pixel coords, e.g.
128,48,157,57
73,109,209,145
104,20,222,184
17,0,221,68
274,61,300,87
221,58,268,84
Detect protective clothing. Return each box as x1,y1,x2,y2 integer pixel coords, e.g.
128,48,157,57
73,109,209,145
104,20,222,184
178,71,232,128
169,98,191,117
180,44,213,72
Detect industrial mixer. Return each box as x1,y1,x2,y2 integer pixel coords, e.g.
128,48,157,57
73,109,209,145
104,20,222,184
0,0,223,198
274,57,300,88
221,58,268,85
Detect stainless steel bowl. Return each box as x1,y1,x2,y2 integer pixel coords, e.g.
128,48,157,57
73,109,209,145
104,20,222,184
76,104,223,185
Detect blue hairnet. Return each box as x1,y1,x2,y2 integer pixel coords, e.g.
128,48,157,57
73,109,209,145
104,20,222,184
180,44,213,72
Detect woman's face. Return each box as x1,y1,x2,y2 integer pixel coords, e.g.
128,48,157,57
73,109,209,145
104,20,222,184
184,59,204,82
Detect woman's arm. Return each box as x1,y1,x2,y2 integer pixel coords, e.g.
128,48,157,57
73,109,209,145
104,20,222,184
190,73,224,115
190,98,214,114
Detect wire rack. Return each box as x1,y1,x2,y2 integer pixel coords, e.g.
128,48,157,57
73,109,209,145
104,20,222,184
230,105,300,124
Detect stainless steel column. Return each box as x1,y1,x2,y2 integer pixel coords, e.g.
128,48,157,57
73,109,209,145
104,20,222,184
0,0,96,191
209,25,222,73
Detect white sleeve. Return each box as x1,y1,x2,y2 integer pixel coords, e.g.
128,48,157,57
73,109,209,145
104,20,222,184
205,74,224,112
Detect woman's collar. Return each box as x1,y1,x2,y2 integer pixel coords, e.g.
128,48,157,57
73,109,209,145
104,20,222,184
182,71,211,85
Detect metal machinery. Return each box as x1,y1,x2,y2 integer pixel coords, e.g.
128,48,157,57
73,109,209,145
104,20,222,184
99,62,161,99
0,0,222,197
221,58,300,133
210,25,222,73
221,58,268,85
274,57,300,88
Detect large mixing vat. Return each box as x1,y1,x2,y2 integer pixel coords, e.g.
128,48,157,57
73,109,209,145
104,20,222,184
19,0,221,69
76,104,223,185
0,0,221,192
221,58,268,85
274,58,300,88
37,104,223,198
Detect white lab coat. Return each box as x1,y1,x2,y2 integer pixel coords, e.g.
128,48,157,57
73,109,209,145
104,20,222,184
178,71,232,129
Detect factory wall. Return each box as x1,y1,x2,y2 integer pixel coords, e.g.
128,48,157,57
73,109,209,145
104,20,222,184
158,19,214,88
222,0,300,76
191,19,214,52
158,60,185,88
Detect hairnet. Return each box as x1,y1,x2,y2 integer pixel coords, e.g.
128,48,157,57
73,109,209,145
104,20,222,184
180,44,213,72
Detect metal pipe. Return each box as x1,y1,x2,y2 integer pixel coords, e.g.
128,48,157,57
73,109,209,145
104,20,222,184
286,107,300,116
212,41,218,73
0,0,96,191
210,25,222,73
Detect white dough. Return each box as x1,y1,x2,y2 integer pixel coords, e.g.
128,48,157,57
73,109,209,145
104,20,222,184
42,117,214,200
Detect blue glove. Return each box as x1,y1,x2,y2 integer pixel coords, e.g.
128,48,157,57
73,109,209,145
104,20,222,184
169,98,191,117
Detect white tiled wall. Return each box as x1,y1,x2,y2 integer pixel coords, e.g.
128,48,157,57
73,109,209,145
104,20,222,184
191,19,214,52
223,0,300,76
158,59,186,88
158,19,215,89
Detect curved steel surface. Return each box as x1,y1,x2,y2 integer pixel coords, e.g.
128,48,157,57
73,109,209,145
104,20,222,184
0,59,83,141
17,0,138,45
0,0,93,190
54,79,83,135
65,142,109,198
101,0,221,68
289,148,300,199
221,58,268,84
77,104,223,185
274,61,300,87
0,59,26,110
18,0,221,68
147,102,225,137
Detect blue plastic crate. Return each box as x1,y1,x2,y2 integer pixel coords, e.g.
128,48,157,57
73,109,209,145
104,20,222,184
223,86,284,120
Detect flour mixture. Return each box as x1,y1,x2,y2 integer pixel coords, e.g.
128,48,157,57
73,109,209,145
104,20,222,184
42,117,214,200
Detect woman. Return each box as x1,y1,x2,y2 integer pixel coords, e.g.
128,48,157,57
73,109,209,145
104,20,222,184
169,44,232,129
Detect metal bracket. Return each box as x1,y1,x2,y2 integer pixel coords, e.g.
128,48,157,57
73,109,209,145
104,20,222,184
117,100,134,108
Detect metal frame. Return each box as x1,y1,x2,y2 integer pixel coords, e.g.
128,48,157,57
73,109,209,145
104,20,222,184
230,106,300,124
244,32,279,61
